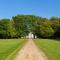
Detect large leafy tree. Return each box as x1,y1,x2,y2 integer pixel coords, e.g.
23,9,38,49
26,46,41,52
34,18,54,38
12,15,29,38
50,17,60,38
0,15,60,39
0,19,10,38
0,19,16,38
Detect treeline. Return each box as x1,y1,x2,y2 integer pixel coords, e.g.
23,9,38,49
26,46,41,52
0,15,60,39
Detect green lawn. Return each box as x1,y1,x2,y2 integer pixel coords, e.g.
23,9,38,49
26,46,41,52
0,39,27,60
34,39,60,60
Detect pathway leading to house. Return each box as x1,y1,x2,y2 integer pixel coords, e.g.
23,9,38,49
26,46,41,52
13,39,48,60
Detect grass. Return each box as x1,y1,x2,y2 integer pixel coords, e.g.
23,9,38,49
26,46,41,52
34,39,60,60
0,39,27,60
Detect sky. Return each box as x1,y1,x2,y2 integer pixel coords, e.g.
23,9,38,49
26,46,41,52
0,0,60,19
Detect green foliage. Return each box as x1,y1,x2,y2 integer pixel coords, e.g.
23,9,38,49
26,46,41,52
50,17,60,38
12,15,29,38
34,19,54,38
0,19,16,38
0,19,10,38
0,15,60,39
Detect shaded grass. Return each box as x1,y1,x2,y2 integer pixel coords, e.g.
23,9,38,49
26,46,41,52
0,39,27,60
34,39,60,60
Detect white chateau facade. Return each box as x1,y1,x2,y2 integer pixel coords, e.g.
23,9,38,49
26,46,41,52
26,32,37,39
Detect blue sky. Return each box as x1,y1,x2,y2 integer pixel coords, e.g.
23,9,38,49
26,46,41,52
0,0,60,19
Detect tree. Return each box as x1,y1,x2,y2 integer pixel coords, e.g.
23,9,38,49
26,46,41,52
34,18,54,38
0,19,10,38
0,15,60,39
50,17,60,38
12,15,29,38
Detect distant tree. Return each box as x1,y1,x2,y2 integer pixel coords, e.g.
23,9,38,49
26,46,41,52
0,19,10,38
7,20,17,38
12,15,29,38
50,16,60,38
34,18,54,38
0,15,60,39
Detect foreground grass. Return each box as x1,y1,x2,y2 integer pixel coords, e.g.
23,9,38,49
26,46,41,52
0,39,27,60
34,39,60,60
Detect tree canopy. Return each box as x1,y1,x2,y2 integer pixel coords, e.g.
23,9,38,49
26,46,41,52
0,15,60,39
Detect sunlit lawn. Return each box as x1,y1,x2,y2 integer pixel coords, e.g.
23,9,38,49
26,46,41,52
0,39,27,60
34,39,60,60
